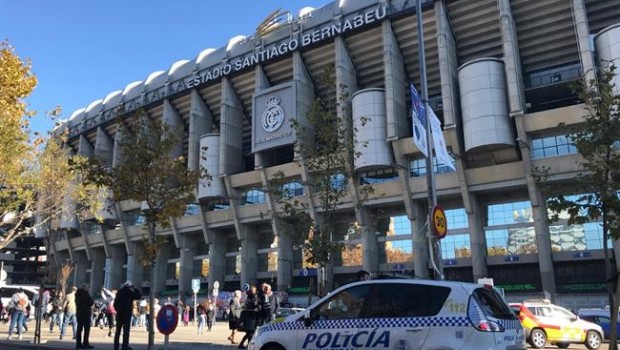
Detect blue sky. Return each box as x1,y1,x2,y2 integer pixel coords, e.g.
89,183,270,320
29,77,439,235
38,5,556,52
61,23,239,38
0,0,329,136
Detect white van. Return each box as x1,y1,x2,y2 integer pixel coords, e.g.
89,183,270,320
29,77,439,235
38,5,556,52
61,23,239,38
249,279,526,350
0,284,40,309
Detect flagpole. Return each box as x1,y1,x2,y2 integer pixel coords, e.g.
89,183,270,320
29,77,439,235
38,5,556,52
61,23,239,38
417,0,444,280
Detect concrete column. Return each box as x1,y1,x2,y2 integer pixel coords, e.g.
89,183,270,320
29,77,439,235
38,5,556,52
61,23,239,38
163,99,184,158
105,245,125,289
127,243,145,289
219,78,245,175
361,209,380,274
571,0,597,84
292,51,316,157
73,251,89,287
435,0,460,127
94,127,113,165
178,235,200,300
207,230,227,294
497,0,527,115
276,230,293,292
532,190,556,300
153,244,173,296
89,248,106,290
240,225,259,288
254,65,271,169
467,196,488,281
382,19,408,139
188,89,213,171
514,115,556,300
412,201,430,279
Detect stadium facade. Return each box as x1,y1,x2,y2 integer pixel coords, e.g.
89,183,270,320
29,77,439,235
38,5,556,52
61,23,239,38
46,0,620,308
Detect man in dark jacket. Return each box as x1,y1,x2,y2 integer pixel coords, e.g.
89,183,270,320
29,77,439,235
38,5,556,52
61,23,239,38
75,283,94,349
113,280,141,350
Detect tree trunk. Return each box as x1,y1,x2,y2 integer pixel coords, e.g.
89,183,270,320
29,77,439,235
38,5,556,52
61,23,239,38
146,221,157,350
603,213,617,350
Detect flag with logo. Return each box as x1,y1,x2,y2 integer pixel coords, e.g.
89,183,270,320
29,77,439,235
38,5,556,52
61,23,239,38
410,82,428,157
429,106,456,171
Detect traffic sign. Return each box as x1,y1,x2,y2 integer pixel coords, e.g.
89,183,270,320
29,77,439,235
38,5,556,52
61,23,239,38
431,205,447,239
156,304,178,335
242,283,250,292
213,280,220,289
191,278,200,293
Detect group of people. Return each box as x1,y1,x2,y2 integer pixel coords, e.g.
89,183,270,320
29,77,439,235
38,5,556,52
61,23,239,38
227,282,279,349
4,281,141,350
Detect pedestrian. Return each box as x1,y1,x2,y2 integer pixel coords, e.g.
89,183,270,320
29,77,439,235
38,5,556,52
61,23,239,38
101,287,117,337
75,283,94,349
49,290,65,333
206,300,215,331
131,300,140,328
260,283,278,323
237,286,259,349
138,299,147,328
7,287,29,340
196,301,206,334
227,290,242,344
356,269,370,281
182,305,190,326
113,280,141,350
176,299,184,320
61,286,78,340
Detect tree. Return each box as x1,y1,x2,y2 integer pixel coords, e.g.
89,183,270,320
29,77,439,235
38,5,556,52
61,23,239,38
270,65,372,295
79,111,204,350
0,41,96,250
534,65,620,348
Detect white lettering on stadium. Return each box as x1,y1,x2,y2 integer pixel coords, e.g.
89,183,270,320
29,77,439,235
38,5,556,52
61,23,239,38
186,5,386,90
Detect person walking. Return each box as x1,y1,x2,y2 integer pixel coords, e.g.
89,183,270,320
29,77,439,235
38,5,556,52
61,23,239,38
49,290,65,333
113,280,141,350
206,300,215,332
260,283,278,323
7,287,29,340
237,286,259,349
101,287,117,337
75,283,94,349
196,301,206,334
61,286,78,340
227,290,242,344
182,305,190,326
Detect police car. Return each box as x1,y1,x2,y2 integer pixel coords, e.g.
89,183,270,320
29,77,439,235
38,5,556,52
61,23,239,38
248,279,525,350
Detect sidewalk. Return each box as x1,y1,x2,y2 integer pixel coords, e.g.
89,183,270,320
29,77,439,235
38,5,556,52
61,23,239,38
0,319,239,350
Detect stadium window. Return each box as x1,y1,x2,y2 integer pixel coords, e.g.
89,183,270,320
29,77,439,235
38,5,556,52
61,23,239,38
531,134,577,159
409,156,456,177
240,188,265,205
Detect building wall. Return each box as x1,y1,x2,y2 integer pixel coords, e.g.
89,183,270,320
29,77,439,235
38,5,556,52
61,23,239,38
47,0,620,307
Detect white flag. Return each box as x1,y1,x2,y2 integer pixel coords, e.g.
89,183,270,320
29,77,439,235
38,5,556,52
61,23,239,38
429,107,456,171
410,82,428,157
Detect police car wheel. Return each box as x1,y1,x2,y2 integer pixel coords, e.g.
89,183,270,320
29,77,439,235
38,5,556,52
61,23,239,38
529,329,546,349
555,343,569,349
584,330,601,350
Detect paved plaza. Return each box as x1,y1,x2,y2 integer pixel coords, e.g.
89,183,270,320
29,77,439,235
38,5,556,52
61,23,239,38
0,318,236,350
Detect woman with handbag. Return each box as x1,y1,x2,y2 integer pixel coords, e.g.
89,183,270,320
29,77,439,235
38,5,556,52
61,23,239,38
227,290,242,344
237,286,259,349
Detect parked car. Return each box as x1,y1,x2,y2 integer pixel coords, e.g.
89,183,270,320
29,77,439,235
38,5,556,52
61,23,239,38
250,279,526,350
510,299,603,349
578,308,620,339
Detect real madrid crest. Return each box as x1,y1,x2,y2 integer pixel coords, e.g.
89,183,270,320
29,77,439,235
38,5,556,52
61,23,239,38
262,96,285,133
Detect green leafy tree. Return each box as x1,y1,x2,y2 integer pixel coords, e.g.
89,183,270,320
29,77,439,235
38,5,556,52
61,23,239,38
79,112,204,350
0,41,96,250
270,66,371,295
534,65,620,348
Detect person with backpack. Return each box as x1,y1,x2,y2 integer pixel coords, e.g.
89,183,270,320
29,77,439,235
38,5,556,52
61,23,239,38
7,287,29,340
49,290,65,333
61,286,78,340
101,287,117,337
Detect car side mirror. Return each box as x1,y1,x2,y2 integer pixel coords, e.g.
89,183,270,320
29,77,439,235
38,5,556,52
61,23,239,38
303,309,312,328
